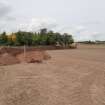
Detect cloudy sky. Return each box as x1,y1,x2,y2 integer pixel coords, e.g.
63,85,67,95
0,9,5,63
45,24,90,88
0,0,105,41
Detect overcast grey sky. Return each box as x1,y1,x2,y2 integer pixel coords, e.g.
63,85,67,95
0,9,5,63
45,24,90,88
0,0,105,41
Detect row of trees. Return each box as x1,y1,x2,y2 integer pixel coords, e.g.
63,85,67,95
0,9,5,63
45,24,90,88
0,28,74,47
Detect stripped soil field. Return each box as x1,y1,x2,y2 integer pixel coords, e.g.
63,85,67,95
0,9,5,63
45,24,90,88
0,44,105,105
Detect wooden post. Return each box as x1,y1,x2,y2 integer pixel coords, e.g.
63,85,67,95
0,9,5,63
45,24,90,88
24,45,26,62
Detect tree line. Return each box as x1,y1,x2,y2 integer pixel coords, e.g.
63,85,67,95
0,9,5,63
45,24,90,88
0,28,74,47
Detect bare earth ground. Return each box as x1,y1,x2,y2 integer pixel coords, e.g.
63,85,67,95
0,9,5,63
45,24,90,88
0,44,105,105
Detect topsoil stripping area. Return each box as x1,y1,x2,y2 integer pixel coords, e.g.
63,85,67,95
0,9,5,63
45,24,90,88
0,44,105,105
0,47,51,65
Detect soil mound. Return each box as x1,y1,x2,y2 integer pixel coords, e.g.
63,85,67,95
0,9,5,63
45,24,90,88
0,47,51,65
0,53,20,65
16,51,50,63
0,47,8,54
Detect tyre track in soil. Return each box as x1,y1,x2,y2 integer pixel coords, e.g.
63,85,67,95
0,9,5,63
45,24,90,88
68,66,105,105
48,49,105,105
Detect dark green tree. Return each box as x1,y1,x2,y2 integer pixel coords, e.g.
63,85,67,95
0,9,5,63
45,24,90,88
0,32,8,45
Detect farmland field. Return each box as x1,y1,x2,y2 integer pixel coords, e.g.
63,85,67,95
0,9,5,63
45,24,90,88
0,44,105,105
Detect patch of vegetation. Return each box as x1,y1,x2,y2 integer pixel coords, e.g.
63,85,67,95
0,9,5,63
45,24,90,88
0,28,74,47
78,40,105,44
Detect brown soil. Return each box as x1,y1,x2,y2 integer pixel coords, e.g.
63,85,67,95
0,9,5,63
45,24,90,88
16,51,51,63
0,53,20,65
0,47,50,65
0,44,105,105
